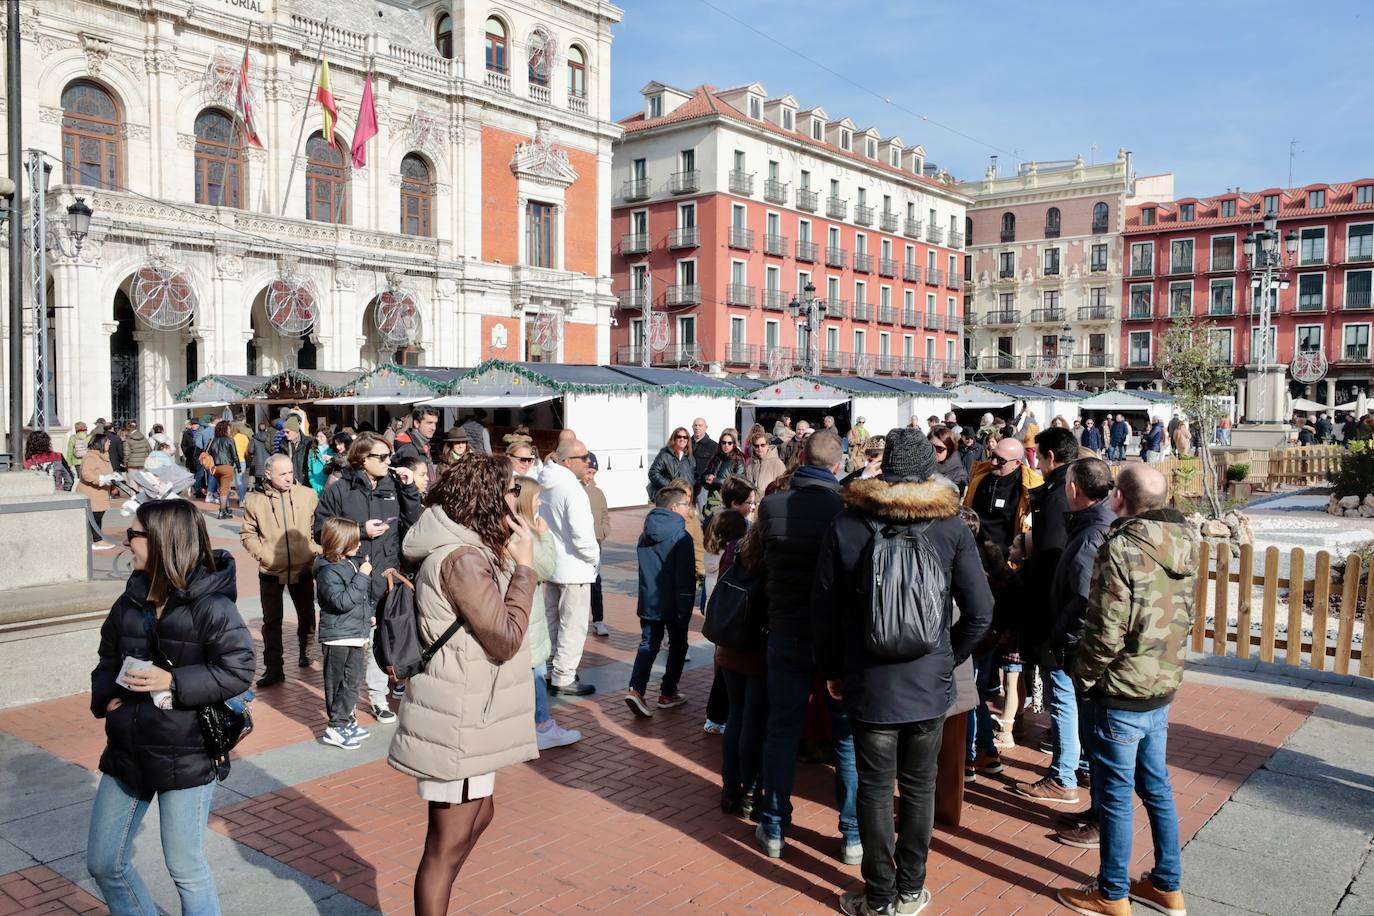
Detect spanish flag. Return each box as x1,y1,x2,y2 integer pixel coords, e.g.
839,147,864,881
316,55,337,147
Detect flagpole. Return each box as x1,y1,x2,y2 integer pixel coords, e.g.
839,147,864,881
218,21,252,208
280,27,327,217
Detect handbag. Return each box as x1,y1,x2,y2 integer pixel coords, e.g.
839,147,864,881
702,551,766,651
198,450,215,470
141,608,253,770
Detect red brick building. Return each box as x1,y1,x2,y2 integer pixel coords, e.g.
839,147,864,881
1121,180,1374,410
610,82,970,382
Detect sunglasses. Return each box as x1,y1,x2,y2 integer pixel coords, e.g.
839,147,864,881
933,445,949,454
508,483,522,497
989,455,1015,466
720,439,735,445
673,434,689,440
511,454,534,463
367,452,392,462
124,529,147,545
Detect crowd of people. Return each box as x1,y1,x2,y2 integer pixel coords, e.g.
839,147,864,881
17,398,1237,914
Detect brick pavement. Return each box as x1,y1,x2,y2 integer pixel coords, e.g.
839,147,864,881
0,867,104,915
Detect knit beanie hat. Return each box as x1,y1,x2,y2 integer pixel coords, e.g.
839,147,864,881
283,416,301,432
882,427,937,481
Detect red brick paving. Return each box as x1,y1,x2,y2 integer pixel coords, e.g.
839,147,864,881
0,866,104,915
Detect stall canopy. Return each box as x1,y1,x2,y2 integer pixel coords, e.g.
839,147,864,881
607,366,748,450
435,360,648,403
316,365,467,405
1076,390,1176,412
167,374,269,408
254,369,367,403
606,366,749,397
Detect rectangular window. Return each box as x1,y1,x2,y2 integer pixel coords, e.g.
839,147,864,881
825,326,839,352
782,109,794,130
680,149,695,172
928,293,938,316
730,316,746,346
855,281,867,304
1297,273,1325,310
631,210,648,235
648,95,663,118
768,160,780,181
1180,203,1195,221
857,188,867,207
1090,244,1108,272
1210,328,1233,363
999,251,1015,277
1220,199,1236,218
678,315,696,347
1090,287,1107,309
1129,284,1153,319
903,335,914,357
812,120,823,141
765,320,779,350
1211,235,1235,271
732,203,746,229
1264,194,1279,214
767,211,780,236
946,339,956,365
733,149,746,171
881,239,892,259
678,259,696,287
1129,331,1152,366
828,226,841,247
765,265,780,290
1140,208,1155,226
830,178,841,196
731,260,746,286
879,332,890,357
1169,282,1192,316
925,337,935,363
1296,325,1322,354
798,218,811,242
800,169,811,190
880,286,891,308
1211,279,1234,314
1300,227,1327,265
827,276,840,302
1308,189,1326,209
630,318,645,351
1347,270,1372,308
678,202,696,228
749,97,761,119
1170,239,1194,272
904,289,915,310
1043,248,1061,275
1130,242,1154,275
632,158,647,179
1348,224,1373,261
630,263,649,292
1344,324,1370,360
1251,327,1277,362
526,201,555,268
1357,186,1373,205
854,329,866,353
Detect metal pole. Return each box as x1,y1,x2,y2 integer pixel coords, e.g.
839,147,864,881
6,0,24,457
26,150,49,428
217,21,252,208
279,28,327,216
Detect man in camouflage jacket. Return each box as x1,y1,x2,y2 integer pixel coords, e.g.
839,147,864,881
1058,464,1198,916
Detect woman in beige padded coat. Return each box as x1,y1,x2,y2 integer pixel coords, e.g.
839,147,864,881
390,453,537,916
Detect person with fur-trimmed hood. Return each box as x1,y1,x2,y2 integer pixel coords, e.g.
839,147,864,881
815,428,994,916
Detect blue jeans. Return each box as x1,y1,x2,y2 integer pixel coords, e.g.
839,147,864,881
87,773,220,915
1090,703,1181,900
721,667,767,801
1046,666,1086,788
235,470,246,505
758,634,859,844
966,652,998,760
628,619,689,697
533,663,551,726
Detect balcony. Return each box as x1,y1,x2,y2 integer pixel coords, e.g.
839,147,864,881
878,257,897,277
852,300,873,322
1090,261,1109,274
763,288,790,311
1346,247,1374,264
826,246,848,268
1341,345,1370,363
1072,353,1117,369
926,225,944,245
903,356,926,376
729,170,755,195
669,170,700,194
854,252,873,273
827,196,849,220
1209,256,1236,273
1030,307,1066,324
1208,300,1235,316
1126,302,1154,320
1129,261,1154,278
1295,299,1327,314
998,268,1016,280
902,308,921,328
569,95,589,114
990,353,1020,370
984,310,1020,326
827,299,850,319
726,284,756,307
1344,290,1373,309
528,83,551,104
904,262,920,282
1299,251,1327,267
667,226,699,248
948,273,962,290
1001,229,1016,243
621,177,650,201
1041,264,1062,278
619,232,650,255
1169,261,1195,276
854,204,875,226
763,347,797,373
616,289,648,311
928,268,944,286
880,211,899,233
764,179,789,205
876,355,900,374
796,239,819,262
905,218,923,238
665,284,701,306
1092,219,1109,235
724,343,757,366
613,344,648,365
964,312,978,327
763,233,788,257
728,227,755,250
1127,353,1155,369
821,350,849,372
797,188,820,212
656,344,704,368
949,230,964,250
878,304,896,324
1078,305,1115,321
484,70,511,92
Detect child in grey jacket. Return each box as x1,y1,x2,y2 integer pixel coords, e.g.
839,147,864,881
315,517,374,750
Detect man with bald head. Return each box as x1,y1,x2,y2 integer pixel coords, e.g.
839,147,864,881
1056,463,1198,916
539,439,602,696
689,417,716,497
963,435,1042,551
241,452,320,686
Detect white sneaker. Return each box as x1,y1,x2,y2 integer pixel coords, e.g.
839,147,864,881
322,727,361,749
536,721,583,751
592,622,610,638
703,720,726,735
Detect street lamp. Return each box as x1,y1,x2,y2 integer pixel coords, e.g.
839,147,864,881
788,281,827,375
66,197,92,251
1057,322,1075,389
1242,216,1298,425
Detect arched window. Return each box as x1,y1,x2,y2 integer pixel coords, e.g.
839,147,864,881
434,13,453,58
305,131,348,223
400,153,433,237
1000,212,1015,242
485,17,508,73
60,80,122,189
1092,201,1109,233
1045,206,1061,237
567,45,587,99
193,109,245,207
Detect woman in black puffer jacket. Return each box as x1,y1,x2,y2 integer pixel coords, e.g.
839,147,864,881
87,499,255,915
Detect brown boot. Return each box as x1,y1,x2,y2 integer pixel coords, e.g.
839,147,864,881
1011,775,1080,805
1057,884,1130,916
1129,876,1187,916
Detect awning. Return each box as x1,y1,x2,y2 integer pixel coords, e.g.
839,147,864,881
737,397,849,408
1291,397,1330,412
312,395,427,406
952,397,1015,409
419,394,557,409
150,400,228,411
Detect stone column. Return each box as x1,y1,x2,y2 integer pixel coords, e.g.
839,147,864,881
1325,378,1337,413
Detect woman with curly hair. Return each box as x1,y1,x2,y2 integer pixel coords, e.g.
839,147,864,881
390,453,537,916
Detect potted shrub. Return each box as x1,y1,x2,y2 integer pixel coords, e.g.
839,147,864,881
1226,462,1251,500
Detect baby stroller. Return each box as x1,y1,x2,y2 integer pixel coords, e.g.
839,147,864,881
116,465,198,517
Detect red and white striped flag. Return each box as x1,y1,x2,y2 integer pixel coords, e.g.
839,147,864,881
235,46,265,148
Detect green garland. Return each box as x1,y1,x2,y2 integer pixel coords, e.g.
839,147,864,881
451,359,745,398
260,368,368,398
355,364,456,394
173,374,262,401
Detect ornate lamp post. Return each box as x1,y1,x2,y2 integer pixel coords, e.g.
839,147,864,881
788,281,827,375
1058,322,1075,389
1241,214,1297,427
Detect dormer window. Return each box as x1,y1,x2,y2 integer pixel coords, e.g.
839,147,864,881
1180,203,1194,221
866,138,877,158
749,96,761,119
1308,189,1326,209
1141,207,1156,226
890,149,900,167
1220,199,1236,218
648,94,663,118
1263,194,1279,214
1358,185,1374,205
840,130,851,151
782,108,794,130
811,119,823,141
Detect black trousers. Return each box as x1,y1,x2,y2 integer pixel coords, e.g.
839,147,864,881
706,666,730,724
590,572,604,623
852,715,945,909
260,573,316,674
322,644,366,730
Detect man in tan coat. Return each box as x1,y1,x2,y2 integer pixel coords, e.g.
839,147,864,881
241,453,320,687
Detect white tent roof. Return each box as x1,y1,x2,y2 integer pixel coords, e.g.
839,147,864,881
151,400,228,410
313,395,427,405
738,397,848,408
419,394,556,409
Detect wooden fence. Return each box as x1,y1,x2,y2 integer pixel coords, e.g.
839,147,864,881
1194,542,1369,677
1106,444,1342,496
1267,445,1345,486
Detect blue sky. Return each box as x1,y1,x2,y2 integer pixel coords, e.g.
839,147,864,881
609,0,1374,198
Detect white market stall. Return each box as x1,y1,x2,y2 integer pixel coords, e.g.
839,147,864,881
947,382,1083,429
1076,389,1175,426
736,375,904,440
864,377,954,429
313,366,468,429
606,366,746,447
425,361,650,509
159,374,267,421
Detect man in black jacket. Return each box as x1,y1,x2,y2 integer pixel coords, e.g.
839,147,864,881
815,428,993,916
689,416,716,496
1023,427,1078,655
753,431,858,864
393,406,438,479
277,418,311,484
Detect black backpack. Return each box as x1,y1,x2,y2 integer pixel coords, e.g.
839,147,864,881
858,518,950,661
373,569,464,680
702,555,767,651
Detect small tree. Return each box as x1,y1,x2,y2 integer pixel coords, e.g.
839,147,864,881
1160,316,1234,517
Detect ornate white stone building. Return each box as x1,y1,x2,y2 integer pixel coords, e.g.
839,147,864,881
0,0,622,436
